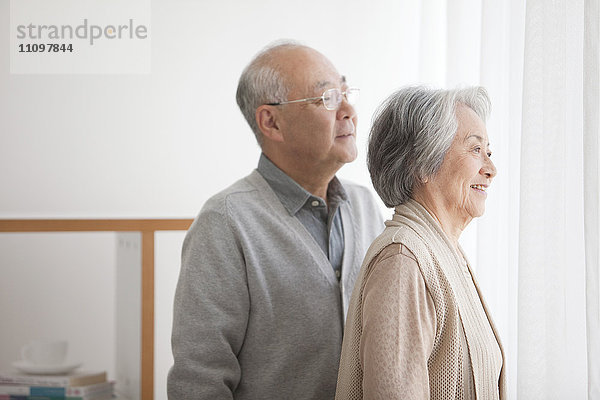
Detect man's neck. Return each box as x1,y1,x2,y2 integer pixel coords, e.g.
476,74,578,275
286,172,332,201
264,153,340,202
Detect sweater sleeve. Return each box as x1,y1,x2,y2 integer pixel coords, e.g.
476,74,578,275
167,198,249,400
360,244,436,400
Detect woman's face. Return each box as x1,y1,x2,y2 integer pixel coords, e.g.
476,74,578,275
425,105,497,224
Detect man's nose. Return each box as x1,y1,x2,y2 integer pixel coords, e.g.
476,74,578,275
337,97,357,120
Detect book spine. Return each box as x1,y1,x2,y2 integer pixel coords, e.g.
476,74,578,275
0,387,28,395
0,395,26,400
66,392,112,400
29,386,66,397
65,381,113,396
0,372,106,388
27,397,65,400
0,379,69,387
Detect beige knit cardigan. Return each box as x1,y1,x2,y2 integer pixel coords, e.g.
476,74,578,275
336,200,506,400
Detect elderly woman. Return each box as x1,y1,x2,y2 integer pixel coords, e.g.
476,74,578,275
335,86,506,400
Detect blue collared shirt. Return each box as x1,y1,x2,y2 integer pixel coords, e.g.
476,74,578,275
257,154,346,278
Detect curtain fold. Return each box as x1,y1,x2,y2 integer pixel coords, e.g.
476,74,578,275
517,0,589,399
584,0,600,398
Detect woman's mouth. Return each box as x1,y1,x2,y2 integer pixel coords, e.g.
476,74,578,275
470,184,488,194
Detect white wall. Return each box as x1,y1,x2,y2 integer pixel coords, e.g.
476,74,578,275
155,231,186,399
0,1,485,399
0,233,117,375
0,0,427,219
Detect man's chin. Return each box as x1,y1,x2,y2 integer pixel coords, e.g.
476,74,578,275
340,149,358,164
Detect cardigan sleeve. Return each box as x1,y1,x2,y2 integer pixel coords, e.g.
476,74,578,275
167,197,249,400
360,244,436,400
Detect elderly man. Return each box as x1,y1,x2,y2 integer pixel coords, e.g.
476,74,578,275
167,41,383,400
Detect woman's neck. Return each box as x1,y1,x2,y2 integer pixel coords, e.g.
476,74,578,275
410,193,470,251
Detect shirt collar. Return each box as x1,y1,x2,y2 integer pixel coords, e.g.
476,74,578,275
257,153,348,215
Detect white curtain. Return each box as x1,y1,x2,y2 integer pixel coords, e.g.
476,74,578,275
419,0,600,398
584,1,600,398
518,0,589,398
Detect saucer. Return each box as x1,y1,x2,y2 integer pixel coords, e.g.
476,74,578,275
12,360,82,375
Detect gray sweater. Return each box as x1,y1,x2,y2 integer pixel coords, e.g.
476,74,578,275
168,170,383,400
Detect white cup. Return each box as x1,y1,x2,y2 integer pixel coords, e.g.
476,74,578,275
21,340,68,365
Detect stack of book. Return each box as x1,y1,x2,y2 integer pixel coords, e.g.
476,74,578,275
0,370,113,400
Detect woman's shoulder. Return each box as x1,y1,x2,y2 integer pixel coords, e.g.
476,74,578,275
367,223,438,278
363,243,431,305
364,242,421,285
373,221,430,257
374,242,418,264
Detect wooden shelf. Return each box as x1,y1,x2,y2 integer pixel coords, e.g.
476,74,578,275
0,219,192,232
0,218,193,400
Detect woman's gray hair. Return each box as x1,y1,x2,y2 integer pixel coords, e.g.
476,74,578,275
368,85,491,208
236,40,304,146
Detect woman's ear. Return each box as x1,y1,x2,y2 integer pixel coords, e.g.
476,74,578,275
256,105,284,142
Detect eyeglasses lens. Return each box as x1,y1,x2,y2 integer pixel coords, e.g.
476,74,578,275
346,88,359,105
323,88,341,110
321,88,360,110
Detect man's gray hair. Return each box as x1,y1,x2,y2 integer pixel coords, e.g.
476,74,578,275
368,85,491,208
236,40,305,145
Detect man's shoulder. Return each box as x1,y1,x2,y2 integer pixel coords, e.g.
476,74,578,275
338,179,380,209
338,179,385,233
187,171,271,235
193,170,280,224
339,179,373,197
201,172,260,211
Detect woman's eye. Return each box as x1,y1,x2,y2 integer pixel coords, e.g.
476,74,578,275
473,147,481,153
487,152,492,158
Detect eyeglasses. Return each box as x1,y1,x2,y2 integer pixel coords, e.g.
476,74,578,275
267,87,360,111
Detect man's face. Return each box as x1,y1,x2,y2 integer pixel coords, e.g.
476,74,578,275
274,48,358,172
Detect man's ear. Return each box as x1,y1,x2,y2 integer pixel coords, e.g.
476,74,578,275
256,105,284,142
